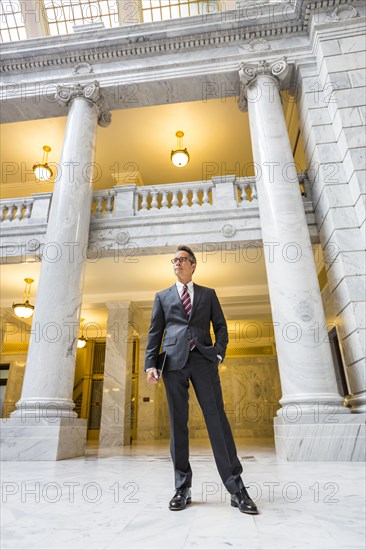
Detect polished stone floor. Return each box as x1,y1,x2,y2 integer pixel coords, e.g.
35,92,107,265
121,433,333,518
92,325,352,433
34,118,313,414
1,438,365,550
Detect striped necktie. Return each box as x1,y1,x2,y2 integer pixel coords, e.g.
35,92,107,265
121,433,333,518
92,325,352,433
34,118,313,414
181,284,195,350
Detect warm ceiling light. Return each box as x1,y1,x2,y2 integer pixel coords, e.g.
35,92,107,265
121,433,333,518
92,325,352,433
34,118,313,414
77,318,87,349
77,335,87,349
171,131,190,167
12,278,35,319
33,145,53,181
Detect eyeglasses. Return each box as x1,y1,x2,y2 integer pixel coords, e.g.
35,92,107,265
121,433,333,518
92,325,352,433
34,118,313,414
171,257,191,264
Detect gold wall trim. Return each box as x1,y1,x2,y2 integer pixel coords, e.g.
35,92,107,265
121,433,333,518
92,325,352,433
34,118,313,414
226,345,274,357
318,265,328,292
2,342,29,354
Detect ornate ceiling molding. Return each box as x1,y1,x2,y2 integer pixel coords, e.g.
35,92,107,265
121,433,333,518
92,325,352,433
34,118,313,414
1,25,299,74
0,0,347,75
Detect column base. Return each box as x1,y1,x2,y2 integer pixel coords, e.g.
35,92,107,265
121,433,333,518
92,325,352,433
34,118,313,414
346,391,366,413
274,413,365,461
0,417,87,461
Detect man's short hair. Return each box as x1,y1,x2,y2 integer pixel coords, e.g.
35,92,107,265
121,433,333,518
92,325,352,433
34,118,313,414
176,245,197,265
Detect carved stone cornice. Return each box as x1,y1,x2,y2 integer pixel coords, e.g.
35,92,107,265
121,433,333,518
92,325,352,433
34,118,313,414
56,81,111,127
297,0,358,23
238,58,290,111
0,24,299,75
0,0,348,75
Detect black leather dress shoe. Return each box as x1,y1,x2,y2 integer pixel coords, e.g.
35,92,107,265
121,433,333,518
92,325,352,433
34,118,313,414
169,487,192,511
231,487,258,514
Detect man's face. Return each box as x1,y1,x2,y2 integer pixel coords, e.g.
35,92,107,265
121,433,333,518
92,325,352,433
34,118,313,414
172,251,196,283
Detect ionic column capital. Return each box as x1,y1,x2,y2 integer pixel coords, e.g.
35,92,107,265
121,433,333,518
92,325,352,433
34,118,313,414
238,57,290,111
56,80,111,127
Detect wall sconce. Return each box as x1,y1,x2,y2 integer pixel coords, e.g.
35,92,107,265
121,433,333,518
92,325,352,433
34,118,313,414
12,278,35,319
171,131,190,167
33,145,53,181
77,318,87,349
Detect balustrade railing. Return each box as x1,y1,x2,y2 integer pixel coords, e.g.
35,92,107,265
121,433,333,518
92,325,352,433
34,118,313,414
0,174,310,224
0,198,33,222
91,190,116,217
235,177,258,205
135,181,213,214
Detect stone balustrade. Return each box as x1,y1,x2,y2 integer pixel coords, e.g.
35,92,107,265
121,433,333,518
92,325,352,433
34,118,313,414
0,174,309,224
0,193,51,225
235,177,258,204
135,181,213,214
92,190,116,217
0,198,33,222
1,174,316,263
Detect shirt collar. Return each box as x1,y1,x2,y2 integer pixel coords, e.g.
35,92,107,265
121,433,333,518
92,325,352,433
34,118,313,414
176,280,194,294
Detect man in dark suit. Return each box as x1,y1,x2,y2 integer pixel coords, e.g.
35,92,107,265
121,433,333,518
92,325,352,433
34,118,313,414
145,245,258,514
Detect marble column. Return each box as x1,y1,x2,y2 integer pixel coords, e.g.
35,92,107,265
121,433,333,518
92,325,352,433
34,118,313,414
99,302,141,448
239,59,365,461
1,81,111,460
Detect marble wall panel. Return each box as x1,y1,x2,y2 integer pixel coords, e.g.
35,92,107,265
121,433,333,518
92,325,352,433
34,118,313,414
99,303,133,447
0,355,26,418
298,29,366,408
136,355,281,441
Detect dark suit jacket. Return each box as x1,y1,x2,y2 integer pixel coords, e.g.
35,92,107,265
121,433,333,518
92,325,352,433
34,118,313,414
145,283,228,371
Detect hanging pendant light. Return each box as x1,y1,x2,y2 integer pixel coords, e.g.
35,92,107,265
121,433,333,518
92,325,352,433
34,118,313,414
33,145,53,181
12,278,35,319
171,131,190,167
77,318,87,349
77,335,87,349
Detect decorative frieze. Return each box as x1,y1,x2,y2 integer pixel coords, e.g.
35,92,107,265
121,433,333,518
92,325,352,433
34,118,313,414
0,23,300,75
248,38,271,52
0,0,350,75
326,5,359,22
72,62,94,76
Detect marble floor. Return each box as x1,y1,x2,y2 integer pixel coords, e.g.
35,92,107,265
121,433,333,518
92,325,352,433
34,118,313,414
1,438,365,550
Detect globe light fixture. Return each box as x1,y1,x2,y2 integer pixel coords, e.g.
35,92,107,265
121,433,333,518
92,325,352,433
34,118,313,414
77,335,87,349
171,131,190,167
33,145,53,181
77,318,87,349
12,278,35,319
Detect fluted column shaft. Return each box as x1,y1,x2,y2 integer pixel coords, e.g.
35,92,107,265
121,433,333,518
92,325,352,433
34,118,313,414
12,81,111,419
239,59,348,416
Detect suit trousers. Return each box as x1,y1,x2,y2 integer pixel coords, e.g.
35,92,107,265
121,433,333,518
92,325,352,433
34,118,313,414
163,348,244,495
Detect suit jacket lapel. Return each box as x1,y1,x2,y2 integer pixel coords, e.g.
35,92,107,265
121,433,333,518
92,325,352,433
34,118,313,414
191,283,202,319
